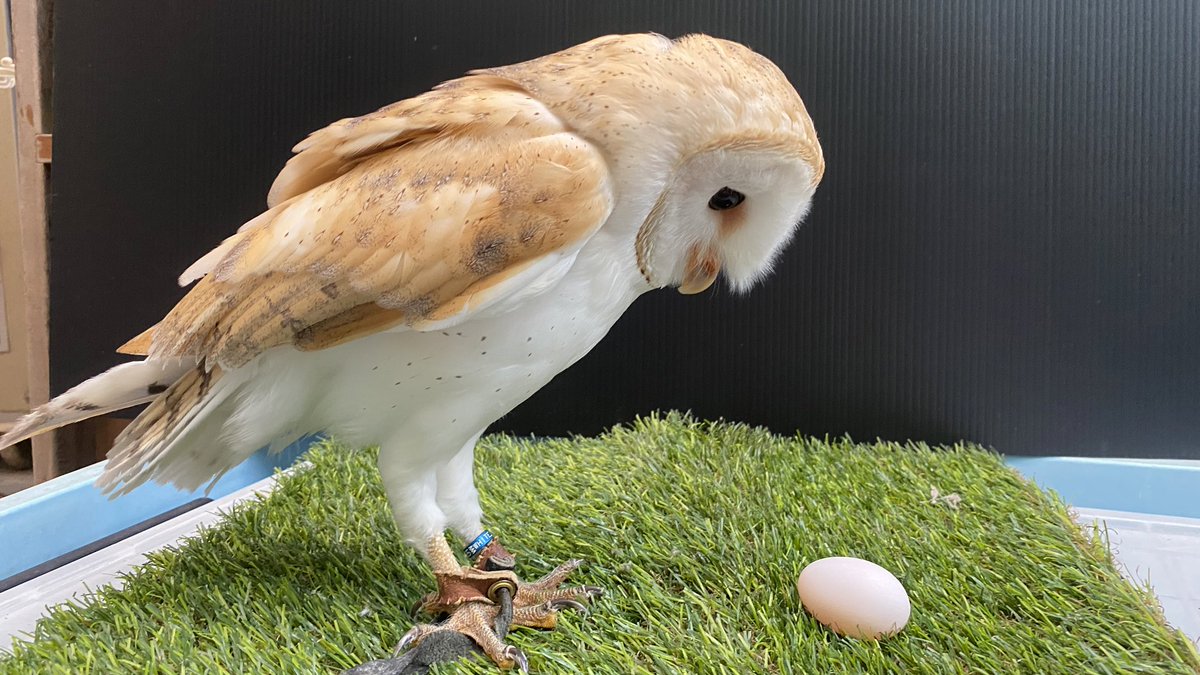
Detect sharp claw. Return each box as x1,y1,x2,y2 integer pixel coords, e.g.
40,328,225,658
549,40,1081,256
505,645,529,673
582,585,604,599
393,626,422,655
550,598,588,614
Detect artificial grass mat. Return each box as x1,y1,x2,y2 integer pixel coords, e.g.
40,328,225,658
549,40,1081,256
2,413,1197,674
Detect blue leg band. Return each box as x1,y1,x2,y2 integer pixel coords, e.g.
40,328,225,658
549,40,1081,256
464,530,494,559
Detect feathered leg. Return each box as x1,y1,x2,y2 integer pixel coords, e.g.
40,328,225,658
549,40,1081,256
434,438,602,623
436,434,487,545
377,436,601,671
376,441,523,670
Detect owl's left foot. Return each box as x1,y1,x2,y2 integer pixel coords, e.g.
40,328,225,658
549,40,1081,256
504,558,604,629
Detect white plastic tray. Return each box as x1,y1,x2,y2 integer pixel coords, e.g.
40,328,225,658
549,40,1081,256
1074,507,1200,645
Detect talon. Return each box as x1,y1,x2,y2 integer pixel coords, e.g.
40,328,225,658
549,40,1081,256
405,537,595,670
505,645,529,673
506,556,604,630
550,598,588,614
418,535,601,664
393,625,423,655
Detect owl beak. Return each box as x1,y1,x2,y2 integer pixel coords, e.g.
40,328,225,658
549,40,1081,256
678,243,721,295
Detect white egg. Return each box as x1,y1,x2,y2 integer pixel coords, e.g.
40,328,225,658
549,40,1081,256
795,556,911,639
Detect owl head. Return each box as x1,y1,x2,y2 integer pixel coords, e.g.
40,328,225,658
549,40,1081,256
488,32,825,294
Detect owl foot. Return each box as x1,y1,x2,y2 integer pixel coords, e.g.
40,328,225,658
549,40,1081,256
397,599,528,672
506,559,604,630
386,534,601,672
473,538,604,621
416,558,602,629
396,563,600,672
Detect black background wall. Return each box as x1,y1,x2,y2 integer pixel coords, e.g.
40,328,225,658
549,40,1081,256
49,1,1200,457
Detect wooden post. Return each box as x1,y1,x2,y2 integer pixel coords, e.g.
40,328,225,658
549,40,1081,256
11,0,68,481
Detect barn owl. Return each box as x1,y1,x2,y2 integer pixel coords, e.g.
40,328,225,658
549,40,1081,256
2,33,823,670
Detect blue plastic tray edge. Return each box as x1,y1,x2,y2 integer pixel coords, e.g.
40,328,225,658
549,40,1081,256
0,436,318,578
1006,456,1200,520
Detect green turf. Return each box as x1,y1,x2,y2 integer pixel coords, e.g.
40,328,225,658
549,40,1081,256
2,413,1197,674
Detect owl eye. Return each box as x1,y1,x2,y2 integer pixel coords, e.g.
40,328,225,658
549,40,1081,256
708,187,745,211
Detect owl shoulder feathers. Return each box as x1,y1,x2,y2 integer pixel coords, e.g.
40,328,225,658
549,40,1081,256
119,75,613,368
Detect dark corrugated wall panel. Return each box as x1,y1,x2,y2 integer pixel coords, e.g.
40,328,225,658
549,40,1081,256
49,1,1200,457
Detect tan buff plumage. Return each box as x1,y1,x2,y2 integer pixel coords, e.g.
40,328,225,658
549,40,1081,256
95,364,222,494
120,77,612,369
106,77,613,471
485,34,823,178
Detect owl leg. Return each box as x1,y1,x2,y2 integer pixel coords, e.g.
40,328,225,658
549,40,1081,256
436,436,519,571
435,434,494,555
434,436,602,626
377,444,525,670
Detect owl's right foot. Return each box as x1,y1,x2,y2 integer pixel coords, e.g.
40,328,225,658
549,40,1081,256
398,601,528,672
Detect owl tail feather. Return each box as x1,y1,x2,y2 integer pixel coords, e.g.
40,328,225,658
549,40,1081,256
0,358,195,451
96,364,227,497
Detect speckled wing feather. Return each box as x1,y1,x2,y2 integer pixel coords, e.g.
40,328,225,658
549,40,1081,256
120,76,613,370
95,363,223,495
266,75,538,209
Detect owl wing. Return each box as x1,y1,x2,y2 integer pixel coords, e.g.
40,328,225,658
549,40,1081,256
119,77,613,369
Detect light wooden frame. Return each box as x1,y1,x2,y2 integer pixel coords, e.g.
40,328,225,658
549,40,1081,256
11,0,59,481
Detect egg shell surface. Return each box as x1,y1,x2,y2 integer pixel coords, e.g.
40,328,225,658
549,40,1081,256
795,556,911,639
